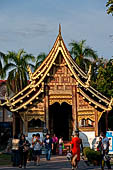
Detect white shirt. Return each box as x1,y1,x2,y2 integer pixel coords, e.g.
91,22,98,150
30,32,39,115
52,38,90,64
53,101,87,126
34,139,41,151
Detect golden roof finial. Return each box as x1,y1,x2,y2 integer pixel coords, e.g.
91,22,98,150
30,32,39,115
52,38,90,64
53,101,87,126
58,24,62,44
59,24,61,36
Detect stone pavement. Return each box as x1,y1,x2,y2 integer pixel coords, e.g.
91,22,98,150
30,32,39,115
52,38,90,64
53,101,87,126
0,155,112,170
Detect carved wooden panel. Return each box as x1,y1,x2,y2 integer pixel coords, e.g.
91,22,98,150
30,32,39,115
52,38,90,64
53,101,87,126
47,53,76,96
57,85,64,90
78,94,94,110
65,85,72,90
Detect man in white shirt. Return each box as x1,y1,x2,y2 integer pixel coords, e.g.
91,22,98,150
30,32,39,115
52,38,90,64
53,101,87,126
101,132,111,170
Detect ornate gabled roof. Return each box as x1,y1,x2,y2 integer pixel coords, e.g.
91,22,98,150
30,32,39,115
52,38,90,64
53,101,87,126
0,24,113,112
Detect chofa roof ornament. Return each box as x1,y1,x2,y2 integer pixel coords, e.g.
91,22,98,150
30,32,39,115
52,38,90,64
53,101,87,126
27,65,33,82
108,97,113,110
85,65,92,87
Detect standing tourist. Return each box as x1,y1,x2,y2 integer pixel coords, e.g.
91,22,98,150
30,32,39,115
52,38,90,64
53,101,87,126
59,136,63,155
70,130,81,170
11,135,20,166
97,137,103,152
19,134,30,168
97,137,103,169
34,133,42,166
31,134,36,161
44,134,53,160
52,134,58,155
101,132,111,170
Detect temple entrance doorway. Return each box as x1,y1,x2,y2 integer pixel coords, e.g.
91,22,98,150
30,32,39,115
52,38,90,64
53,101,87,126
49,102,72,141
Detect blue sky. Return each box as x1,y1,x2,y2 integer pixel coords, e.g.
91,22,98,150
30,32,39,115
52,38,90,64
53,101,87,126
0,0,113,59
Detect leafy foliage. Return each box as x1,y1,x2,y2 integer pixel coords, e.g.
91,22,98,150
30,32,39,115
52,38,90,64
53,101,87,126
4,49,35,93
69,40,98,72
106,0,113,15
91,59,113,97
34,53,47,71
0,52,8,79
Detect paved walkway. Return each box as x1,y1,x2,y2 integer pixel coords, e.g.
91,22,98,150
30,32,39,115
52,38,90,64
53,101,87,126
0,155,112,170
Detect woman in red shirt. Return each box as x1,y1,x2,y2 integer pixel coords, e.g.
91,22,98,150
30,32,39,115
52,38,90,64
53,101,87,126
70,131,82,170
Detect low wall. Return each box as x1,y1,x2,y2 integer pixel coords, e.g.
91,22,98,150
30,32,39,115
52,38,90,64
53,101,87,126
79,131,99,149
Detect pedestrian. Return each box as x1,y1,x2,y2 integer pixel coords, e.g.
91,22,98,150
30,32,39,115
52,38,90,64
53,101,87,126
44,134,53,160
11,135,20,166
33,133,42,166
97,137,103,152
19,134,30,169
101,132,111,170
97,137,103,168
31,134,36,161
59,136,63,155
52,134,58,155
70,130,81,170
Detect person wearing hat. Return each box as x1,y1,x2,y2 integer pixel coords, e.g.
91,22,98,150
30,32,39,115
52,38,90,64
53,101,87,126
70,130,82,170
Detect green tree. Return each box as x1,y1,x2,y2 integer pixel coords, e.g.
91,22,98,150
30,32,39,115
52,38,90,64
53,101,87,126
93,59,113,97
106,0,113,15
91,57,108,87
0,52,8,79
69,40,98,72
4,49,35,93
34,52,46,71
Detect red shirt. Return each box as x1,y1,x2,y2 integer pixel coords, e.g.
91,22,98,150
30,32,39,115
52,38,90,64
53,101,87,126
70,136,81,161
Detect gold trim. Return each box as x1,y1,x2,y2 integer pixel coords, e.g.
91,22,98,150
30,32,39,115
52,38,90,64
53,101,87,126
49,99,72,105
27,115,45,122
79,88,109,111
79,127,94,131
78,114,95,122
11,88,42,112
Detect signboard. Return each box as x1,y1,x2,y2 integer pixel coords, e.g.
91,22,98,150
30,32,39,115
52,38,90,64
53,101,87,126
106,131,113,154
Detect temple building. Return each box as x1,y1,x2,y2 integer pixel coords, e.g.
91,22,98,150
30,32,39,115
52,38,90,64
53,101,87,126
0,25,113,144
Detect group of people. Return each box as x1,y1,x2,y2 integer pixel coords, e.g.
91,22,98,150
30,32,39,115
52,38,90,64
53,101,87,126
97,132,111,170
11,133,64,168
32,133,64,162
11,131,111,170
68,131,111,170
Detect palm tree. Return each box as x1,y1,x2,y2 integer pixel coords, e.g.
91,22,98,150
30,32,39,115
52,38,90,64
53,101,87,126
69,40,98,72
0,52,8,79
106,0,113,15
4,49,35,93
34,53,46,71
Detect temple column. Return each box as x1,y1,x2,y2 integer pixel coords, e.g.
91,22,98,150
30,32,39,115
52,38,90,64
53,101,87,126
72,84,78,133
105,111,108,131
24,118,28,137
13,112,16,137
95,110,98,136
45,86,49,132
20,117,23,134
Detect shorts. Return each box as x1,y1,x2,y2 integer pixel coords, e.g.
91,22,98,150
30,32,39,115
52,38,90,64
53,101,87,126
34,150,41,156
